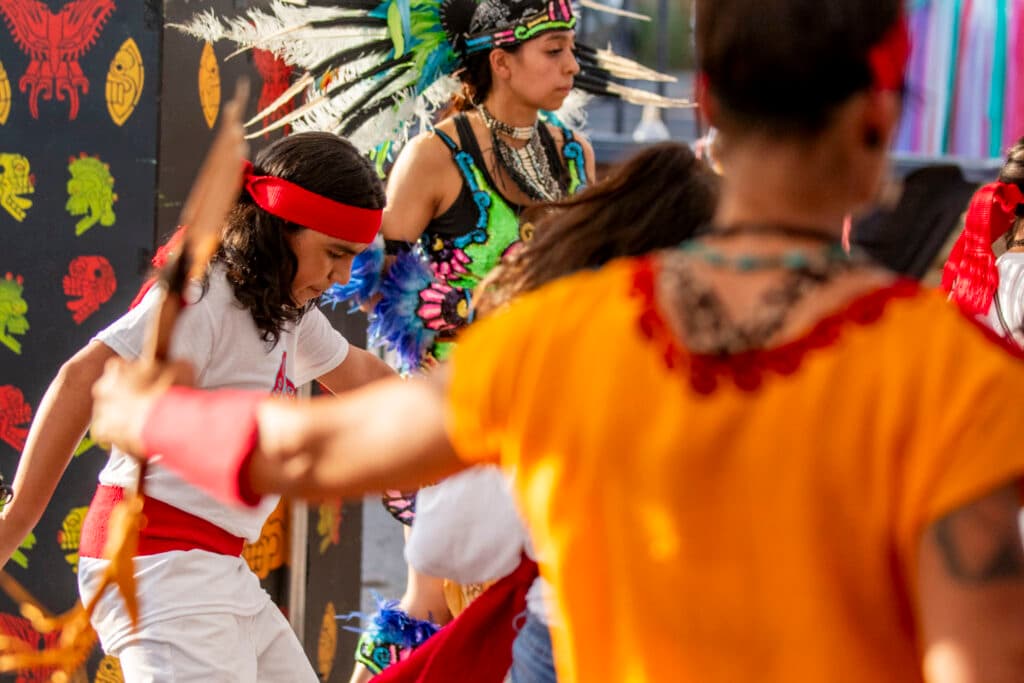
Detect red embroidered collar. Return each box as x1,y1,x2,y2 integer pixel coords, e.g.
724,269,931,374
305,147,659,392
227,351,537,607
630,256,920,394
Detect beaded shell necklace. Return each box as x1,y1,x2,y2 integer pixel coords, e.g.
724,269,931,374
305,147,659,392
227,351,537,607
478,104,563,201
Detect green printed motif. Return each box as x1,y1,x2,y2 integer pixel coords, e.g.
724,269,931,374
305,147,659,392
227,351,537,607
10,531,34,570
67,153,118,236
74,430,97,457
0,273,28,355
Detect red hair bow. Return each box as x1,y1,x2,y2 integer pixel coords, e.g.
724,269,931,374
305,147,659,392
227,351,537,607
942,181,1024,316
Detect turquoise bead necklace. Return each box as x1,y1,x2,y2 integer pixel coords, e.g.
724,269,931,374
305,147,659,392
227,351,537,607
679,223,866,272
680,240,850,271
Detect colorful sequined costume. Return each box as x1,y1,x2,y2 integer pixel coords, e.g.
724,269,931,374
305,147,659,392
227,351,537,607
348,109,588,675
367,111,588,369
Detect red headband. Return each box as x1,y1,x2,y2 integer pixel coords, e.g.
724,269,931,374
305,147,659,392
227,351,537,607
867,16,911,92
242,161,382,244
941,181,1024,316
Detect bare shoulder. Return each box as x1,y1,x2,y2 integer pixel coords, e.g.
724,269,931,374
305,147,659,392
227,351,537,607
394,127,456,176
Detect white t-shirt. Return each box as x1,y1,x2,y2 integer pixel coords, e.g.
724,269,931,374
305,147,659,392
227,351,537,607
984,252,1024,348
79,266,349,653
405,466,553,624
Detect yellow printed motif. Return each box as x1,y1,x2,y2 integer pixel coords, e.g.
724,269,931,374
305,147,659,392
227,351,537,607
66,153,117,236
0,153,33,222
95,654,124,682
198,42,220,129
242,499,287,579
58,506,89,573
318,602,338,681
106,38,144,126
0,59,10,125
317,499,342,555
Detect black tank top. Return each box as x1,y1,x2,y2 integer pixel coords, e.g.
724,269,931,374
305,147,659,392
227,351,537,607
426,114,566,239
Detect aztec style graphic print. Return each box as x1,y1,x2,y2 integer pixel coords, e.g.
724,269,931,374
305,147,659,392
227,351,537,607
0,384,30,450
105,37,142,126
317,500,342,555
0,58,10,124
0,273,28,354
56,506,89,573
0,613,59,682
0,152,33,222
63,255,116,324
197,41,219,128
317,601,337,681
0,0,116,119
66,153,117,236
242,500,287,580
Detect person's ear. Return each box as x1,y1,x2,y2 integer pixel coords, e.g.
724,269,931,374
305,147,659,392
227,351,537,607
861,89,901,151
489,49,512,82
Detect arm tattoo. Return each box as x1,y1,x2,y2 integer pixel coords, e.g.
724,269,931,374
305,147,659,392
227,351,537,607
931,484,1024,584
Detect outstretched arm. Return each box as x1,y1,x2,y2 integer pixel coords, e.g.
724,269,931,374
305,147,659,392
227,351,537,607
91,359,466,505
0,341,117,566
918,482,1024,683
253,371,463,501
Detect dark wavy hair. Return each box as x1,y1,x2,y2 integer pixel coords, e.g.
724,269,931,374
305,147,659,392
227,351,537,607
213,132,385,344
696,0,902,137
450,45,523,111
474,142,719,315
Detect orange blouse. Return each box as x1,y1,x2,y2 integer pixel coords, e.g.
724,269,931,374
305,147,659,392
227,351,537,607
445,256,1024,683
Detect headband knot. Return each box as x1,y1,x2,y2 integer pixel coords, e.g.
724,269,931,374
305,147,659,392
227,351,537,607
242,160,382,244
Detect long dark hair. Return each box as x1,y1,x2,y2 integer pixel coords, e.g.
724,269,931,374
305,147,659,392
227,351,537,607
696,0,902,137
474,142,719,314
214,132,385,344
450,45,523,111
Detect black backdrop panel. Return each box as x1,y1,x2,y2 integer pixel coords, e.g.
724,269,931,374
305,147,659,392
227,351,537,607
0,0,161,679
0,1,364,679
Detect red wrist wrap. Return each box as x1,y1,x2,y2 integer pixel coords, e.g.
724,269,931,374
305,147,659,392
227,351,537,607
141,387,265,507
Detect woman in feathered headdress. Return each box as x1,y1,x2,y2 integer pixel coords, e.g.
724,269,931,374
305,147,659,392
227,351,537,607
178,0,684,371
341,2,601,678
177,1,685,678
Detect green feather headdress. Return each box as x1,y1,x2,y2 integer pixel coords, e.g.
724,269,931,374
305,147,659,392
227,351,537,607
175,0,689,151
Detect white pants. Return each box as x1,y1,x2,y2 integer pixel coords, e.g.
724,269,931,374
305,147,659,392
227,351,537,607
115,602,318,682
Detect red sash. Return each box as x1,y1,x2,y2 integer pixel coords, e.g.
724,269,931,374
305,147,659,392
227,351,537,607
79,484,245,559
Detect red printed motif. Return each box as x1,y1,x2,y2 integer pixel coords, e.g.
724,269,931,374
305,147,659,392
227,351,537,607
62,254,115,324
271,351,296,397
0,384,30,451
252,48,293,137
0,614,60,682
0,0,116,119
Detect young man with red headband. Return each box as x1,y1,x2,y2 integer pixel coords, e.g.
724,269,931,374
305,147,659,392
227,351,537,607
0,132,394,682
